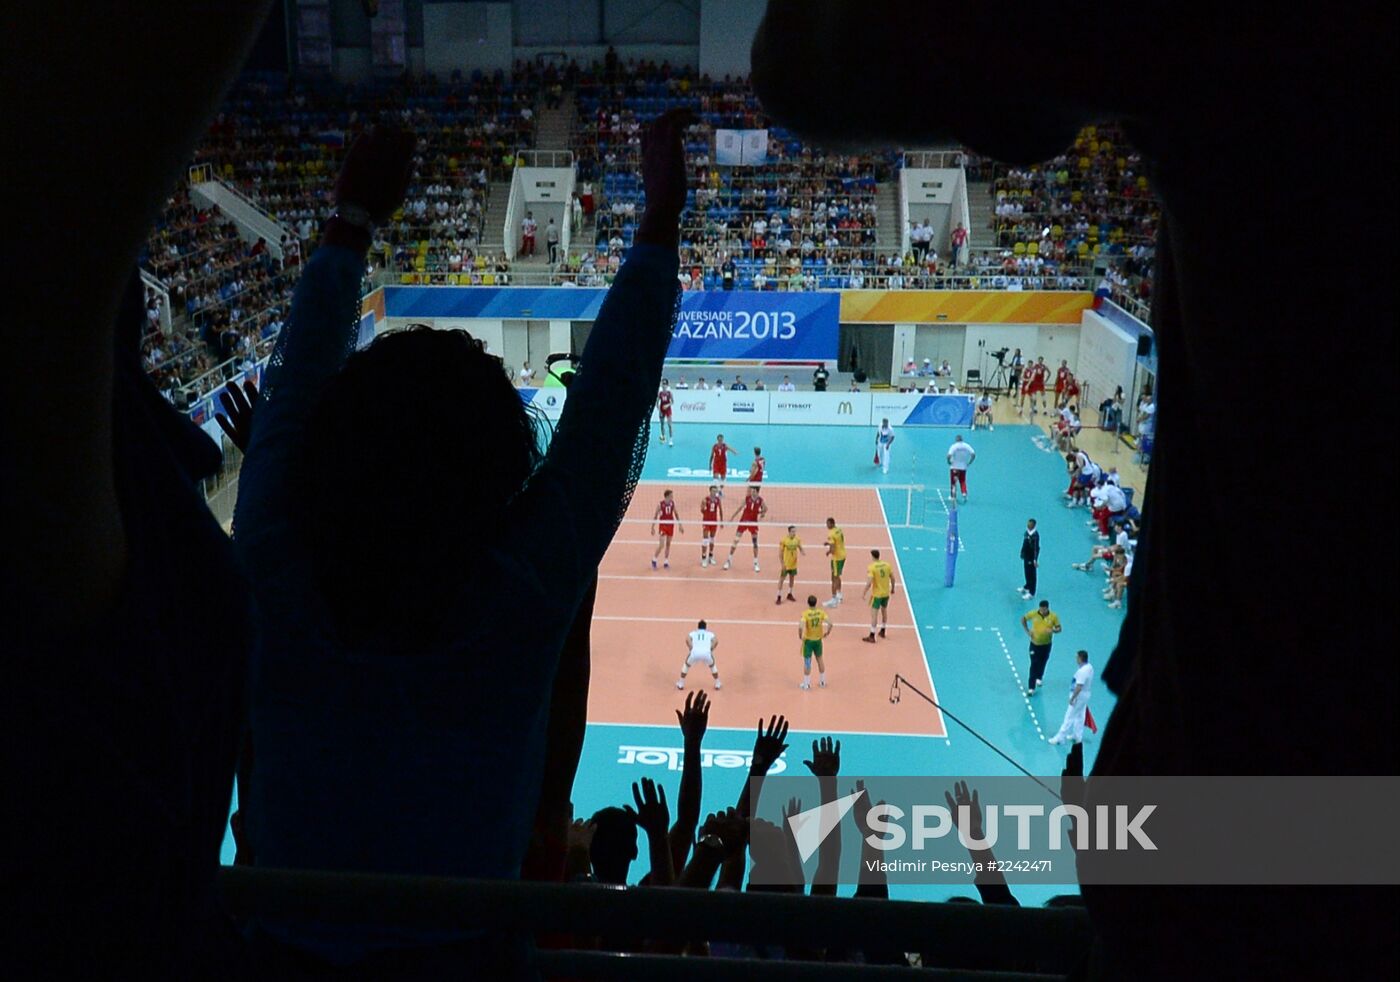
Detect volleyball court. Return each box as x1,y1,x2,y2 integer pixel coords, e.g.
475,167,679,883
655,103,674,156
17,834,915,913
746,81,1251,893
588,480,948,738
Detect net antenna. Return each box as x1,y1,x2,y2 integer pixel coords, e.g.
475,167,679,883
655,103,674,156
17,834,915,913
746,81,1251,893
889,673,1062,802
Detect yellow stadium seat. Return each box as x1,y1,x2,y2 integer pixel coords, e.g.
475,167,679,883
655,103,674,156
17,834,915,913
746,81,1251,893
1051,224,1064,239
1070,190,1083,204
482,273,496,285
1076,242,1090,257
447,274,459,285
414,256,426,270
1026,241,1039,256
1078,157,1090,170
1092,243,1103,255
400,273,415,284
1137,176,1149,190
1013,241,1026,256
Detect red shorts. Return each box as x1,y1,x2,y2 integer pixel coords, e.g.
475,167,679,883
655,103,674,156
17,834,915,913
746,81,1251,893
749,473,763,484
1028,378,1046,394
712,463,727,478
702,524,718,538
737,523,759,537
660,408,672,419
658,523,675,537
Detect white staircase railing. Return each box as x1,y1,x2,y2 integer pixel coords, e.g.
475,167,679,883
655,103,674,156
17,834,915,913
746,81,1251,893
139,268,172,335
187,164,290,261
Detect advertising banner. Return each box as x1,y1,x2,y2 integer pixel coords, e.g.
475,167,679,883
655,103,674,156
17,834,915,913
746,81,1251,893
769,392,872,426
518,386,568,420
872,392,975,427
653,388,770,425
668,291,839,361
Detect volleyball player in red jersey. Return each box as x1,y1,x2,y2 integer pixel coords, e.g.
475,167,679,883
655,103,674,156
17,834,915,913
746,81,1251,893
1026,356,1049,417
723,485,768,572
656,379,675,446
699,485,724,566
1063,372,1081,410
710,434,736,484
651,489,683,569
1053,360,1071,408
749,446,766,484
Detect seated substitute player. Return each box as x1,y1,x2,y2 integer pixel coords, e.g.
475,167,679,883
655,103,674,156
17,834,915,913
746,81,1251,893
973,392,994,430
677,619,721,690
698,484,724,567
723,485,768,572
823,516,846,607
861,549,896,643
651,489,684,569
798,595,833,690
775,525,805,604
710,433,736,485
656,379,675,446
749,446,766,484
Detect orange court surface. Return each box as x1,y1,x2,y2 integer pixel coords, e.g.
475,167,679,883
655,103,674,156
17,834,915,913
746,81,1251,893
587,480,947,738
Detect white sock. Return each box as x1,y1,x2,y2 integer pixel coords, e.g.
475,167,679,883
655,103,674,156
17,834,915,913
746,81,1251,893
819,672,826,683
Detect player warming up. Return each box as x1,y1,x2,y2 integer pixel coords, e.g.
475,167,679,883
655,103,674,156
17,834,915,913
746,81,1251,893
798,596,833,690
775,525,805,604
677,619,721,689
861,548,895,643
656,379,675,446
710,434,736,485
651,489,683,569
823,517,846,607
748,446,767,485
946,433,976,503
698,484,724,566
723,485,768,571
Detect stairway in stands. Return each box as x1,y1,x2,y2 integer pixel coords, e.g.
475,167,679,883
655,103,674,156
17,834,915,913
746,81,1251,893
534,91,574,151
479,180,513,257
965,178,995,251
875,180,901,260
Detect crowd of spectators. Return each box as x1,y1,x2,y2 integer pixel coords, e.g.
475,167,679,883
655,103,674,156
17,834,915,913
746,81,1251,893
139,188,294,400
986,125,1157,306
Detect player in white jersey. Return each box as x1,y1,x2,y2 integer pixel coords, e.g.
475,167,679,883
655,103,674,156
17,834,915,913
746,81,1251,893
677,619,722,689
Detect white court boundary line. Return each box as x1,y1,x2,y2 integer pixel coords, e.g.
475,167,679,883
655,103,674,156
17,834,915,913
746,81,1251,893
592,614,916,631
927,625,1045,741
586,719,948,740
636,478,926,493
876,489,950,745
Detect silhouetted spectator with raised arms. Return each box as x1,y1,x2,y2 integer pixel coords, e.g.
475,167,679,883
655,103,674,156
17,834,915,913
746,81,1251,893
232,110,690,963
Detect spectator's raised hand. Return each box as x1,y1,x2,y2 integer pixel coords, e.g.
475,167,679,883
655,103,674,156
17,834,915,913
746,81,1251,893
852,780,885,839
802,736,841,779
752,714,790,772
700,806,748,859
636,108,694,247
627,776,670,837
675,690,710,744
333,122,416,223
944,780,986,842
215,378,258,452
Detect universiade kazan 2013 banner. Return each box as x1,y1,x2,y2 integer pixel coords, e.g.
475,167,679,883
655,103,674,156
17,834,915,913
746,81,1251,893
668,291,839,361
380,286,841,363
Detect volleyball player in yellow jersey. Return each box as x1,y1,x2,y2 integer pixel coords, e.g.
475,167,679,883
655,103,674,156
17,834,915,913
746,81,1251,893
861,548,896,643
822,517,846,607
775,525,805,604
797,595,833,690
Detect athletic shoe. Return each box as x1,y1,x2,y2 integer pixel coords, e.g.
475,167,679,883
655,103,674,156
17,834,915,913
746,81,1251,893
714,679,722,690
786,593,796,602
1107,600,1122,609
1047,734,1065,745
753,561,760,572
651,559,657,569
818,679,826,688
663,560,669,569
878,628,886,638
676,680,684,689
669,439,675,447
989,425,994,431
800,680,811,690
822,598,838,607
862,634,876,644
1029,686,1041,696
723,559,731,570
775,597,783,605
701,557,708,567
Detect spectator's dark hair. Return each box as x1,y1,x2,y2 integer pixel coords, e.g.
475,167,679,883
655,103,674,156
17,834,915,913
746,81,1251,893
589,806,639,884
290,326,544,647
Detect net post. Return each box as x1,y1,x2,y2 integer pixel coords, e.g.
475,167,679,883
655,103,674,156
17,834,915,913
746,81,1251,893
944,504,959,586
